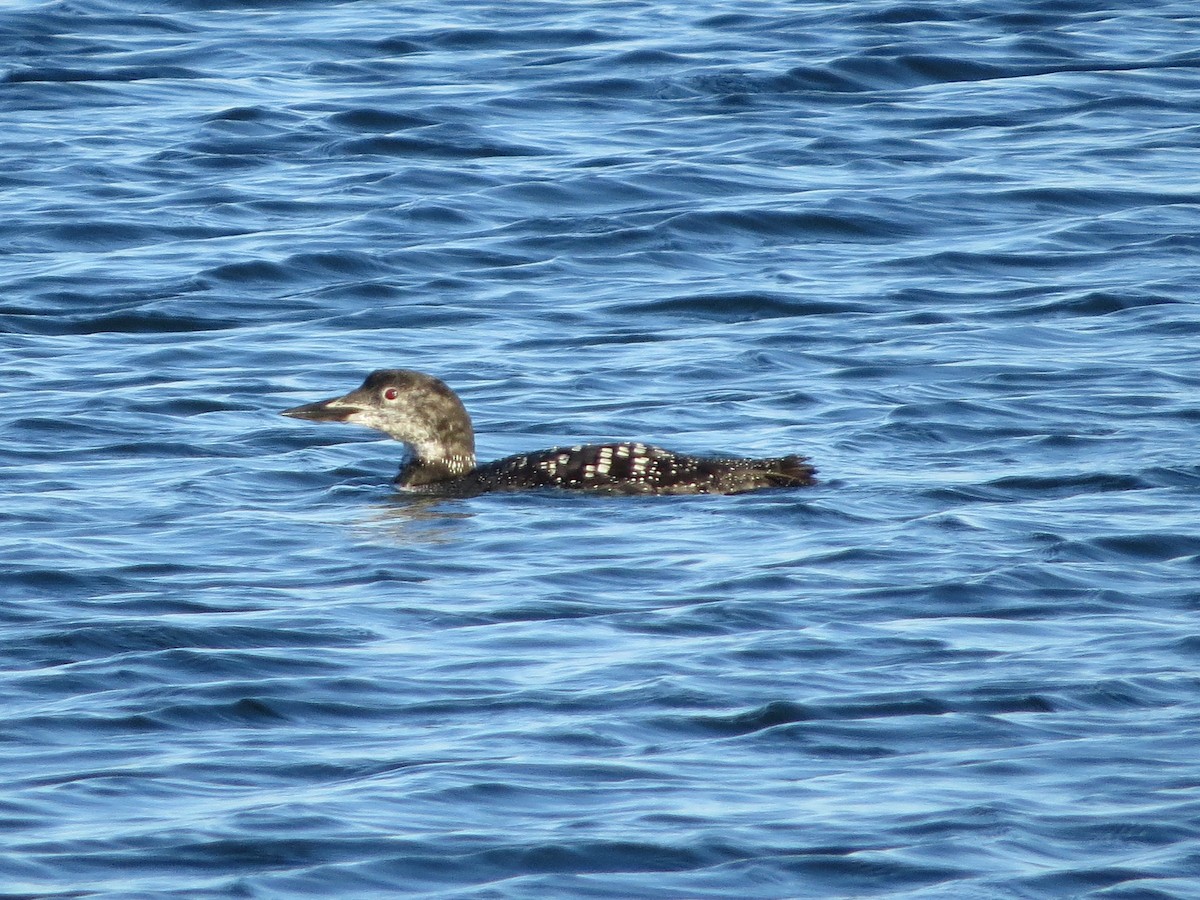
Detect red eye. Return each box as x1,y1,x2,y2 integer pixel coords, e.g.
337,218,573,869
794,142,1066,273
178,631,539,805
383,387,399,401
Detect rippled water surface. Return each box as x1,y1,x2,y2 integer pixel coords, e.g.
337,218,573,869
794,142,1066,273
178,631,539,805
5,1,1200,896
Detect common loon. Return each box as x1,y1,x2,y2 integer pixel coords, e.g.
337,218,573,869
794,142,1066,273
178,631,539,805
282,369,817,496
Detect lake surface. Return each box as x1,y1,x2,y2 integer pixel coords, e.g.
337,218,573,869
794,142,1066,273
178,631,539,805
4,1,1200,896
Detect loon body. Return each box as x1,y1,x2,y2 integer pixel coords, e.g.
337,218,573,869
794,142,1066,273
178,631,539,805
282,369,816,497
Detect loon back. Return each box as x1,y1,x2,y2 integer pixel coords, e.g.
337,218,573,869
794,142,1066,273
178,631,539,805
282,369,817,497
443,443,815,496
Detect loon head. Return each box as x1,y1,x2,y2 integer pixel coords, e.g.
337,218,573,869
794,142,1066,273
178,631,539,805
282,369,476,477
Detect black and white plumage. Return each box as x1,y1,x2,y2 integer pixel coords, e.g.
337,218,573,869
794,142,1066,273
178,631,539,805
282,369,817,497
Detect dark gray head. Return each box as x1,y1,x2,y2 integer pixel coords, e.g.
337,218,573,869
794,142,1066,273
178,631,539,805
282,369,476,475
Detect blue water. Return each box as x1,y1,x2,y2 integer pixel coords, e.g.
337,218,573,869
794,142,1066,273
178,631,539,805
4,1,1200,896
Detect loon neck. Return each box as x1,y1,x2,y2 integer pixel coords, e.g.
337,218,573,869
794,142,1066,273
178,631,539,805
401,449,477,486
382,415,476,486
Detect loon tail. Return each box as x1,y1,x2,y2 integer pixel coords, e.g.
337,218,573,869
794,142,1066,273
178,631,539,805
760,454,818,488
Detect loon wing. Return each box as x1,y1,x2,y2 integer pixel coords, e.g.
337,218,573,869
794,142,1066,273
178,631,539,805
462,443,816,495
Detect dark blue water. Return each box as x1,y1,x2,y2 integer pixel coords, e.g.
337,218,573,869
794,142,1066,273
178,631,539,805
5,1,1200,896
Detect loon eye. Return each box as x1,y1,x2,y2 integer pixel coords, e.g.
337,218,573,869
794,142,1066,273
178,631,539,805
383,387,399,401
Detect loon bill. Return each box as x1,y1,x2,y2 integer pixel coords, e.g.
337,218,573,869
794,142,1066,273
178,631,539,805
282,369,817,496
